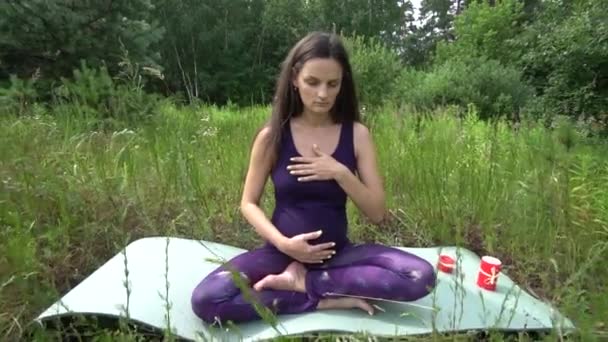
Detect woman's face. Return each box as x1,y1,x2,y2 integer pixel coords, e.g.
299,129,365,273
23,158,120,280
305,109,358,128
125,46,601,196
293,58,343,116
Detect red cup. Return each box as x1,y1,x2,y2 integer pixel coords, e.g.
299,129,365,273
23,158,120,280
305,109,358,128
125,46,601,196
477,256,502,291
437,254,455,273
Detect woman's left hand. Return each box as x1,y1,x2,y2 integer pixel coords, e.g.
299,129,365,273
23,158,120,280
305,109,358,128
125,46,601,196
287,144,348,182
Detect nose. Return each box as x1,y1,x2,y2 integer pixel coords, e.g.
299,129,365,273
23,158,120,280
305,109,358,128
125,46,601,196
317,84,328,99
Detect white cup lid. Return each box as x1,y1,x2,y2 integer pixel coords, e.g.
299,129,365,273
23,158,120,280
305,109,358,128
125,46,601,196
482,256,501,265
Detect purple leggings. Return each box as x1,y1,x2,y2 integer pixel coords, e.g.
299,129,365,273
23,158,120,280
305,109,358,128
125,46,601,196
191,243,436,324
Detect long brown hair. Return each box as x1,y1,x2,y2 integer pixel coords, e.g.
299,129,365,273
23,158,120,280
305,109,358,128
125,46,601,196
262,32,361,158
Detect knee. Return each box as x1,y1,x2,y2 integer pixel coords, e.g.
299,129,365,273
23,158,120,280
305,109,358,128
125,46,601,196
191,286,220,324
191,272,237,324
386,258,436,301
408,259,436,299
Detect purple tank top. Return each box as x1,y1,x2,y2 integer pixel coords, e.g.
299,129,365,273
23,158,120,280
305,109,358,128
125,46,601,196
269,120,357,251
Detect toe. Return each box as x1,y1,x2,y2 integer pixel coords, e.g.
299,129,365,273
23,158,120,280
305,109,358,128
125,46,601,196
359,300,374,315
253,275,272,291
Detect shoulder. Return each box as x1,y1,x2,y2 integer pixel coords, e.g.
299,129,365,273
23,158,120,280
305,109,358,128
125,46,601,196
251,124,278,164
353,121,371,139
255,125,273,145
351,121,376,159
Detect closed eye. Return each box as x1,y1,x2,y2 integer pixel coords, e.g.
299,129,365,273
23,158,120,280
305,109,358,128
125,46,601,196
304,77,340,87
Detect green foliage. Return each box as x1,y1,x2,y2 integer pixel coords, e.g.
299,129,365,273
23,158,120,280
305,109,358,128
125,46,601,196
308,0,414,50
0,0,163,86
152,0,273,104
435,0,525,66
410,0,533,118
517,0,608,121
52,61,161,127
401,0,607,124
400,0,458,67
151,0,414,105
405,0,454,65
1,0,606,125
394,56,531,119
0,74,39,116
344,35,404,109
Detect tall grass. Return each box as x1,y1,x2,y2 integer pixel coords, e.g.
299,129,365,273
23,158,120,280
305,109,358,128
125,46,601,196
1,103,607,340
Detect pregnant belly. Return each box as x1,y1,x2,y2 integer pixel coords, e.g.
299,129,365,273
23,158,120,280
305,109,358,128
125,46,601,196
271,206,349,250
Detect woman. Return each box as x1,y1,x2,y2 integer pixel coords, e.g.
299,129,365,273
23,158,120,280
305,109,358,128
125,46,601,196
191,32,436,324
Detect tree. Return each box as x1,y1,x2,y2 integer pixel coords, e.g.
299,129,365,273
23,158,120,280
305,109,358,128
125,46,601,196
434,0,525,66
152,0,270,103
0,0,163,86
517,0,608,119
307,0,415,50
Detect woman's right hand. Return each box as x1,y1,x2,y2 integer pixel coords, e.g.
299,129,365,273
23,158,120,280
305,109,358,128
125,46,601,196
278,230,336,264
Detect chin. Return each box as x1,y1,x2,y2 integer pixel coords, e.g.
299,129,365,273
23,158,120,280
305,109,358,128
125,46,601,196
307,104,333,114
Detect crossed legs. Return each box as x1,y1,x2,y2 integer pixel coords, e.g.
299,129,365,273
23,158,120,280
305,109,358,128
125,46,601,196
191,243,436,323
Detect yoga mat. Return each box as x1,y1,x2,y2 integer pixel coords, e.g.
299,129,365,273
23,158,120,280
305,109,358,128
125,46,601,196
34,237,576,340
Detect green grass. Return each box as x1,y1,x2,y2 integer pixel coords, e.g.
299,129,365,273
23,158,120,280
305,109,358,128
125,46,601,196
1,102,607,341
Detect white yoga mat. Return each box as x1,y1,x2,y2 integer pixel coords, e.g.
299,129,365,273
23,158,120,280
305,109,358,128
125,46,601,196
35,237,576,341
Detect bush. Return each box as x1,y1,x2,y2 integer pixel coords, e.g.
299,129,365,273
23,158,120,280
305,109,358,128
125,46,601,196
517,0,608,121
343,35,403,109
51,61,162,127
434,0,525,67
393,56,532,119
0,74,39,116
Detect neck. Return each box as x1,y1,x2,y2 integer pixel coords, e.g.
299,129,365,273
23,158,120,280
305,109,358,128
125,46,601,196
298,109,333,127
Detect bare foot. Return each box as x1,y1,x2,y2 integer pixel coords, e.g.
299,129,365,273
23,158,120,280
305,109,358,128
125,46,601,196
253,261,307,293
317,297,375,316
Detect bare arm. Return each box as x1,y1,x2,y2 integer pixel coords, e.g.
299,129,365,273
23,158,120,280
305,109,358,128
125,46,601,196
240,127,288,248
335,123,386,223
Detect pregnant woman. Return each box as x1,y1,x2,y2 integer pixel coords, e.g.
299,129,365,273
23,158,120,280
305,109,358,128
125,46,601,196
191,31,436,324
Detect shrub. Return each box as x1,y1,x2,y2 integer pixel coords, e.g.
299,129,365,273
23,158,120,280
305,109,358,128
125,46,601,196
343,35,403,110
0,74,39,116
51,61,162,127
517,0,608,122
393,56,532,119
